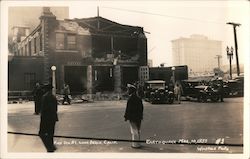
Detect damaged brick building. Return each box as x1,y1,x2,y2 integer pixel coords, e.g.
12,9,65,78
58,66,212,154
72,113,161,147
8,7,147,95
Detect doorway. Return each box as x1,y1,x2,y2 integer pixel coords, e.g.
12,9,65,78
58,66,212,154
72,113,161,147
64,66,87,95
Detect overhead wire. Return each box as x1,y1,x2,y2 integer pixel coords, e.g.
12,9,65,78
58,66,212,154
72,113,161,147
101,6,226,25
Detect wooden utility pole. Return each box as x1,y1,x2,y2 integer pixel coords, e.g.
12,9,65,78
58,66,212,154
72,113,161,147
227,22,241,76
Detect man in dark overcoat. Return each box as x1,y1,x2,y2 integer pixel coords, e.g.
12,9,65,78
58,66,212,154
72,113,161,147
39,83,58,152
33,82,43,115
217,78,224,102
124,84,144,148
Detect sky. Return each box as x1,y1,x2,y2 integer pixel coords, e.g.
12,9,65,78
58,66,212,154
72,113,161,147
3,1,250,67
8,7,69,37
68,1,250,67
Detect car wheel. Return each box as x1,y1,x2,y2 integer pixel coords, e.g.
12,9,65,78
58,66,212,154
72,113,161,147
211,95,219,102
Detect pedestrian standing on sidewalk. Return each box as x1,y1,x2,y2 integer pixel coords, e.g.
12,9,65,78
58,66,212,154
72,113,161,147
174,82,181,104
32,82,43,115
124,83,144,148
217,77,224,102
39,83,58,152
62,83,71,105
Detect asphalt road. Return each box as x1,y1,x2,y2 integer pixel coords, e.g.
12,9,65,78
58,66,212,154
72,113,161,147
7,97,243,153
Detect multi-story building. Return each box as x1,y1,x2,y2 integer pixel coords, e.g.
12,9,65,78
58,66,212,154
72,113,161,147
172,34,222,73
147,59,153,67
8,7,147,95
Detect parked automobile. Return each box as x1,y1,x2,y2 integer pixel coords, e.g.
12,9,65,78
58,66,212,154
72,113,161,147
181,79,222,102
144,80,174,104
225,76,244,97
195,85,221,102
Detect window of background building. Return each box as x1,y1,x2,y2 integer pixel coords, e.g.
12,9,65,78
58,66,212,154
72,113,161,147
28,41,31,56
94,70,98,81
34,37,37,55
25,44,27,56
67,34,76,50
21,47,24,56
40,34,43,51
24,73,36,90
56,33,65,49
19,28,26,36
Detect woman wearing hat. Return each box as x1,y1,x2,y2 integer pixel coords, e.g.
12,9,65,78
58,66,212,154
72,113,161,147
124,83,144,148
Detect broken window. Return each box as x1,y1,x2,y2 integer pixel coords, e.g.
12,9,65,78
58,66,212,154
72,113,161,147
56,33,65,49
67,34,76,50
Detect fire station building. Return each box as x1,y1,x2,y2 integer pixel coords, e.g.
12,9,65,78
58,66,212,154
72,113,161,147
8,7,147,95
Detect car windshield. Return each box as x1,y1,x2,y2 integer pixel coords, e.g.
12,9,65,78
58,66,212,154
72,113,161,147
150,83,165,89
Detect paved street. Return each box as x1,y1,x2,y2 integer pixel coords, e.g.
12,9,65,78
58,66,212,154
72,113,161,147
8,97,243,153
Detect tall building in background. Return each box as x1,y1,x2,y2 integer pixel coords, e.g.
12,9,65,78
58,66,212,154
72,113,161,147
148,59,153,67
172,34,222,73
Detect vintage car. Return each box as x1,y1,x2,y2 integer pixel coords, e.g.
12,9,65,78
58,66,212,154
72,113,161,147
144,80,174,104
225,76,244,97
195,85,221,102
181,79,222,102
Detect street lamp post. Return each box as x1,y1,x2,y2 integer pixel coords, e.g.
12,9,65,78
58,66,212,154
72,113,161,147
51,65,56,95
171,66,176,84
226,46,233,79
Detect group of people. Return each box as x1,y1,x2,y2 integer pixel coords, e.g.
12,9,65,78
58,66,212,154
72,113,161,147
32,76,226,152
33,79,182,151
33,82,71,152
33,83,71,114
33,82,59,152
33,81,144,151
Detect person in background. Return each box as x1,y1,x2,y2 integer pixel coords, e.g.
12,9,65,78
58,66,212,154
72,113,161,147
62,84,71,105
174,82,181,104
217,77,224,102
33,82,43,115
124,84,144,148
168,76,175,92
137,82,144,99
39,83,58,152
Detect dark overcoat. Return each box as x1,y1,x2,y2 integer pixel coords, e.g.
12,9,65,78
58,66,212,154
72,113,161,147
39,91,58,135
33,85,44,113
124,94,143,122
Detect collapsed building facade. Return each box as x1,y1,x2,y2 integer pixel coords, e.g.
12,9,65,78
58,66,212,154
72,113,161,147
9,7,147,95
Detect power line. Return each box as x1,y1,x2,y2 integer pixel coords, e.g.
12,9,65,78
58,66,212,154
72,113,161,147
102,6,225,25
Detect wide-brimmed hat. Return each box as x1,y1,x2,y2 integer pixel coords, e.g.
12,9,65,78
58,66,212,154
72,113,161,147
127,84,137,93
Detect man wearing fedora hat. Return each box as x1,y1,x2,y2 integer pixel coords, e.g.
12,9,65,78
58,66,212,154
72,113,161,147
39,83,58,152
124,83,144,148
